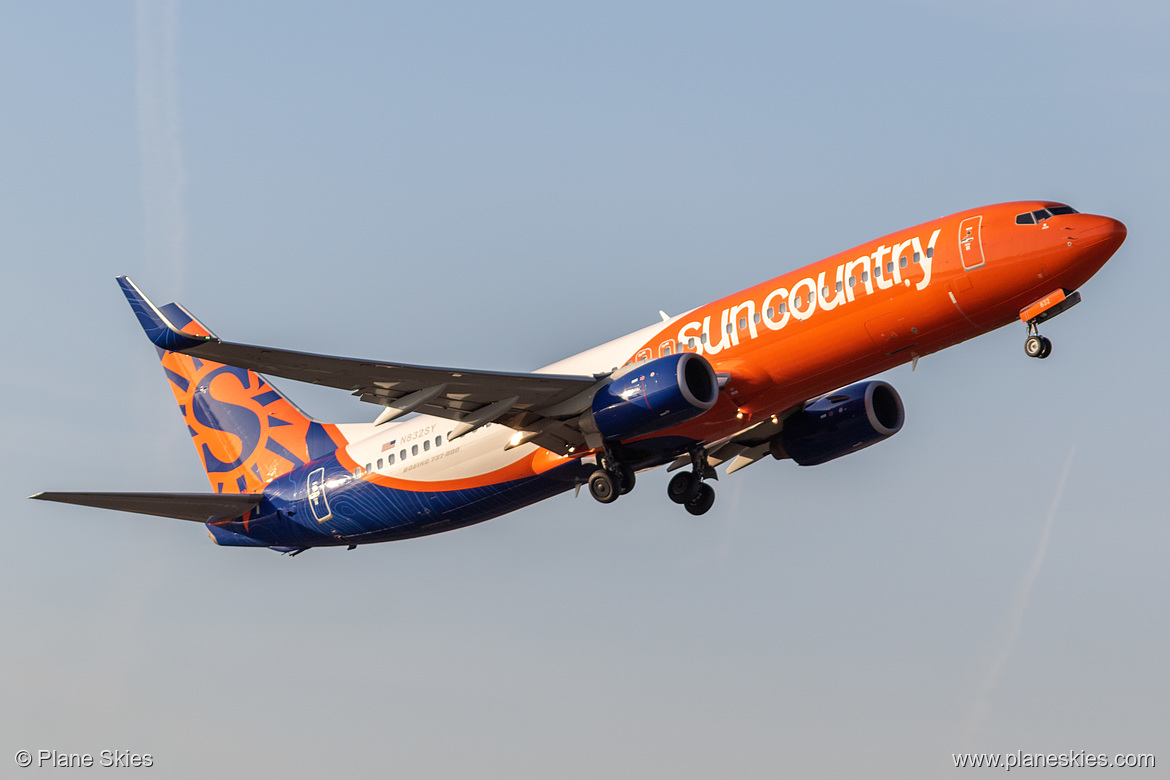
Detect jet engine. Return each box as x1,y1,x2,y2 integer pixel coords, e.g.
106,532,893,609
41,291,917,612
586,352,719,441
772,380,904,466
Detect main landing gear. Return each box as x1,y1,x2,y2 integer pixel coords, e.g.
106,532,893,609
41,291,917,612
585,446,717,516
1024,321,1052,359
666,447,717,516
587,456,635,504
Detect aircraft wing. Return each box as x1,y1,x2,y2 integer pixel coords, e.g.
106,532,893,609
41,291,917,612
666,405,801,476
118,277,602,451
31,492,263,523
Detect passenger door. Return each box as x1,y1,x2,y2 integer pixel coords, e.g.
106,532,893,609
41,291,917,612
307,467,332,523
959,215,986,270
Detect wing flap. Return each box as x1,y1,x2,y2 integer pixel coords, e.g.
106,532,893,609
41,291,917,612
31,492,263,523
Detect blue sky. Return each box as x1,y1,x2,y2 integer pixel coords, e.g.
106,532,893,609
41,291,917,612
2,2,1167,777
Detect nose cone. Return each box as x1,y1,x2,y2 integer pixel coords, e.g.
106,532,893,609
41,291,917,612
1077,215,1127,252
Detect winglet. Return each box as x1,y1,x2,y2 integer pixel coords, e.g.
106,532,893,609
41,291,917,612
116,276,216,352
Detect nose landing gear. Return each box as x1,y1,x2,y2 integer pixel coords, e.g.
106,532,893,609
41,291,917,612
1020,289,1082,360
1024,323,1052,359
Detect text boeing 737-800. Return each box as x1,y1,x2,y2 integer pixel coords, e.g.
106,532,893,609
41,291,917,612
33,201,1125,554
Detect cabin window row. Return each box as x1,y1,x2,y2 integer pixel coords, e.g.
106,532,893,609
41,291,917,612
353,435,445,478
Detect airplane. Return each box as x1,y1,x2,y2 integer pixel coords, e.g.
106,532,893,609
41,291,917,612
32,201,1126,554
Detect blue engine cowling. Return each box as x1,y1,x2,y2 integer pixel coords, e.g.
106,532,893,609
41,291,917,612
588,352,719,441
775,380,905,466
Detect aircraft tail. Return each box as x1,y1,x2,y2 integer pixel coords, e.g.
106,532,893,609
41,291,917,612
123,280,348,494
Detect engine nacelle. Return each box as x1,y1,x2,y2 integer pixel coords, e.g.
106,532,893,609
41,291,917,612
773,380,905,466
588,352,719,441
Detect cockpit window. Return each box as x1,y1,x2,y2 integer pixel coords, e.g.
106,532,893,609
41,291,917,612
1015,205,1078,225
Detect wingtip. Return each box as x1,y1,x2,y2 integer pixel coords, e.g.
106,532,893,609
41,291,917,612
116,277,212,352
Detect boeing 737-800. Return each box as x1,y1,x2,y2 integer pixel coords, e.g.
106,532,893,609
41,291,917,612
33,201,1126,554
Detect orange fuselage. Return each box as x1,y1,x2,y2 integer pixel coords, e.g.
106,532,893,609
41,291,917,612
634,201,1126,446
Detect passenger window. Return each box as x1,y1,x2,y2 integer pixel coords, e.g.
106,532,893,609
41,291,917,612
862,271,869,282
835,281,843,292
435,436,442,447
353,467,362,478
886,261,894,274
377,458,384,469
687,338,697,349
412,444,419,456
701,333,708,344
874,265,881,277
400,449,406,460
738,317,747,330
365,463,371,473
926,247,934,258
848,276,856,287
388,453,395,465
423,440,430,451
753,312,761,324
913,252,921,263
899,256,907,268
779,302,787,313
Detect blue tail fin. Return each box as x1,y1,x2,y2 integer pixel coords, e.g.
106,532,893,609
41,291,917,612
120,278,348,494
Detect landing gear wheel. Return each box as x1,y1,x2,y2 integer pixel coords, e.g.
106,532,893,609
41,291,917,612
1037,336,1052,359
1025,334,1045,358
616,463,636,495
588,469,618,504
685,482,716,516
668,471,701,504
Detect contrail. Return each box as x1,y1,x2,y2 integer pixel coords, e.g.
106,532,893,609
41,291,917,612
136,0,185,292
716,474,745,569
965,446,1076,745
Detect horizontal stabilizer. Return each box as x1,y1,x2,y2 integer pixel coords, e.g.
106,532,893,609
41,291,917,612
31,491,263,523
